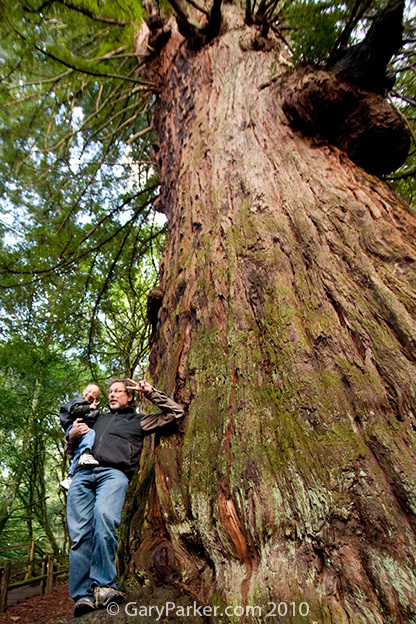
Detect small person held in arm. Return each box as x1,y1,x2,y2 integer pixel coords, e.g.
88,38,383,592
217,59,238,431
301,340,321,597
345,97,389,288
59,383,101,490
65,378,184,617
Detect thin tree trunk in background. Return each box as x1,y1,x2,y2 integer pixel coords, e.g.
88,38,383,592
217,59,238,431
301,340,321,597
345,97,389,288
25,540,35,580
121,9,416,622
36,437,60,555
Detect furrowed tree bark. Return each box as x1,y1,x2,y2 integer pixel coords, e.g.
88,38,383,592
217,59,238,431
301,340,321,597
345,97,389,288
116,8,416,624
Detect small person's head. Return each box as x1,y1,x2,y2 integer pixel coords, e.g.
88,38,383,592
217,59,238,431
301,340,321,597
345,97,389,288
83,383,101,404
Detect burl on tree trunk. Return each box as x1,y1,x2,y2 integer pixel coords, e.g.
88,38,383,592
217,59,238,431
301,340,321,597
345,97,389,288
281,69,410,176
117,7,416,623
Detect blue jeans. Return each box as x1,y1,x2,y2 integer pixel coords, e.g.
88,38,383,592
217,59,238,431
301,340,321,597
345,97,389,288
66,427,96,478
66,467,129,602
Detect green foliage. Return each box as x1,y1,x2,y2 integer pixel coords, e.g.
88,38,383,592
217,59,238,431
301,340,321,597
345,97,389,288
0,0,164,548
282,0,345,65
0,336,82,551
0,0,163,369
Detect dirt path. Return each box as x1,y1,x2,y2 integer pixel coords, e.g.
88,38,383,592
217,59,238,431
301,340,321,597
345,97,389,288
6,585,41,606
0,586,73,624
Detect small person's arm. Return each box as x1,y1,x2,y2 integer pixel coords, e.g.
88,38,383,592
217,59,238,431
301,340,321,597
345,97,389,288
59,394,82,433
70,399,99,425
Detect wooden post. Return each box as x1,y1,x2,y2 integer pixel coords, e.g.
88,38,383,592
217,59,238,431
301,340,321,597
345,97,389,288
40,555,47,595
25,540,35,580
45,555,54,594
0,561,11,614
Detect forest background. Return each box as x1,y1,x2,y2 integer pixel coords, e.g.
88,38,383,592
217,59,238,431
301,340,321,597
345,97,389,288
0,0,415,620
0,0,166,551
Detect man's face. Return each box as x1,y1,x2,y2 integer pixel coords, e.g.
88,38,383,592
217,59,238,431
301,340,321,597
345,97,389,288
108,382,131,410
83,384,100,403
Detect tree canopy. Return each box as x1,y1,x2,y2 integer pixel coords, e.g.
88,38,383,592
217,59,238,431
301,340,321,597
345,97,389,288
0,1,415,330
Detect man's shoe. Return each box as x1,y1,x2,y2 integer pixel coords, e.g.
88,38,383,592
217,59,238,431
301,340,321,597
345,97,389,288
59,477,72,491
73,597,96,617
94,586,124,608
78,451,99,467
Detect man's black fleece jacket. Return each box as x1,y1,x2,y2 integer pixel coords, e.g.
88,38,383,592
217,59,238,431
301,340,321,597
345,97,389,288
66,387,184,481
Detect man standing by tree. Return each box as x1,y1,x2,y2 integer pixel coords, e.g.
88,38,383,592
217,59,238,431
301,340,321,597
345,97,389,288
66,378,184,617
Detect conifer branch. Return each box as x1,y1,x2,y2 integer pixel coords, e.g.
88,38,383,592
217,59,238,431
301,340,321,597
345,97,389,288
385,167,416,180
87,222,134,360
126,126,153,144
76,185,158,248
186,0,209,15
329,0,374,61
245,0,253,24
86,212,163,360
12,27,151,85
55,0,129,26
167,0,201,39
21,0,54,14
0,187,158,282
202,0,222,39
31,41,146,84
391,90,416,107
2,70,73,93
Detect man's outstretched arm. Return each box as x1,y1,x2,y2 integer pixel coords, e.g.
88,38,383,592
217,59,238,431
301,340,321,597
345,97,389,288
127,379,184,434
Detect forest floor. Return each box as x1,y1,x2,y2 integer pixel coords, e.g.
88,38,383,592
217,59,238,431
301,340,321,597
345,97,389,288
0,585,73,624
0,581,209,624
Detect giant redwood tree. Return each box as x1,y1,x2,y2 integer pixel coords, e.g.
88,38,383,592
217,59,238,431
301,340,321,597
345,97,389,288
1,0,416,622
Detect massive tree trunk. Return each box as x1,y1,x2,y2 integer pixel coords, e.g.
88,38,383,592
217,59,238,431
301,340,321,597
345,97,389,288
117,7,416,623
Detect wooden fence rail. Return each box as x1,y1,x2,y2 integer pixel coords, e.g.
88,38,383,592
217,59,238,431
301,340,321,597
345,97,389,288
0,541,68,613
0,543,30,553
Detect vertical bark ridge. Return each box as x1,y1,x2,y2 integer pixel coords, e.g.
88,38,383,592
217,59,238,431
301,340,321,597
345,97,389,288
125,12,416,622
